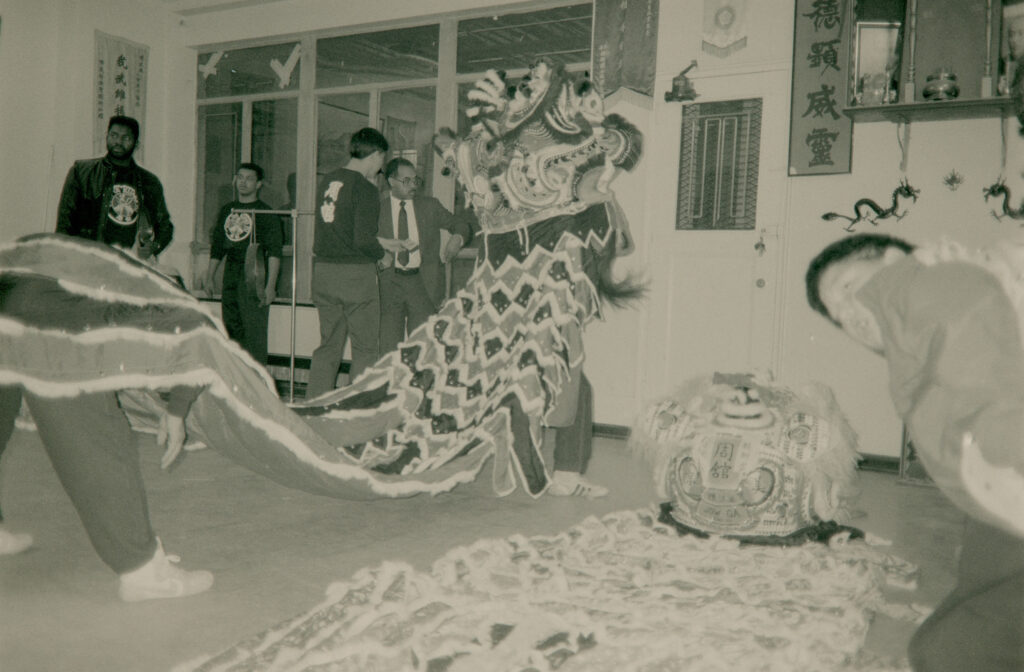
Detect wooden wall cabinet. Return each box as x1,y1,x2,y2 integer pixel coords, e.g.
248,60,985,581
844,0,1013,123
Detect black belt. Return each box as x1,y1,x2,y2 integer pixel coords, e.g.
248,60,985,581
393,266,420,276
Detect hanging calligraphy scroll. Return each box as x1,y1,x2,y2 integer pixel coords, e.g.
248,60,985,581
592,0,659,100
788,0,852,176
94,31,148,159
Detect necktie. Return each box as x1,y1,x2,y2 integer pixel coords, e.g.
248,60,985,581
397,201,409,267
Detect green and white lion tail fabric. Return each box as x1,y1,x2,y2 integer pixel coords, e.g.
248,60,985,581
0,234,490,499
1,215,614,499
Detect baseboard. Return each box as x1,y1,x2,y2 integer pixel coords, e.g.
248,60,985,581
267,354,313,370
856,454,899,474
593,423,631,440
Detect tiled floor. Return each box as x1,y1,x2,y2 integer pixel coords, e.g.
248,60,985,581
0,427,963,671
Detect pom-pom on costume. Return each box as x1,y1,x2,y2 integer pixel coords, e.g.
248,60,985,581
630,373,861,541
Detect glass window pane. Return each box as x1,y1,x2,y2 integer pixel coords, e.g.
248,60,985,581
252,99,298,215
316,25,439,88
317,93,371,180
252,98,298,299
195,103,242,247
456,4,592,74
198,43,301,98
193,103,241,292
380,87,436,195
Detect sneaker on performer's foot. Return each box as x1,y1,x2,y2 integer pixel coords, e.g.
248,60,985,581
0,526,33,555
548,470,609,498
118,538,213,602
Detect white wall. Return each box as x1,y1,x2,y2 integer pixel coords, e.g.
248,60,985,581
3,0,1017,454
783,114,1022,456
0,0,62,236
0,0,190,267
635,0,1020,457
636,0,795,409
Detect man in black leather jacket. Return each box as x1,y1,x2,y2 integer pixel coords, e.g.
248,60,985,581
56,115,174,259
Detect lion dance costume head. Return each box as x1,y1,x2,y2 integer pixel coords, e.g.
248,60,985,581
630,373,861,541
435,59,641,230
434,59,644,306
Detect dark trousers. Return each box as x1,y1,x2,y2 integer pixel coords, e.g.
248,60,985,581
308,261,380,397
0,386,157,573
221,263,269,365
552,375,593,474
0,386,19,523
379,268,437,356
909,516,1024,671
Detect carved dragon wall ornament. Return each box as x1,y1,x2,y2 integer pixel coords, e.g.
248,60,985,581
983,179,1024,221
820,178,920,232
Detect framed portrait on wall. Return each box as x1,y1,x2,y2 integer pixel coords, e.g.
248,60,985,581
851,21,901,106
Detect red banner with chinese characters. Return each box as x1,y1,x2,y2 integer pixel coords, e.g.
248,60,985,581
592,0,659,99
788,0,852,176
94,31,148,159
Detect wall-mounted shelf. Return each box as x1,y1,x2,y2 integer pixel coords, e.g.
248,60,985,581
844,97,1015,123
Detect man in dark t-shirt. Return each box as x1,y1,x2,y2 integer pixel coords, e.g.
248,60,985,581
56,115,174,260
201,162,283,365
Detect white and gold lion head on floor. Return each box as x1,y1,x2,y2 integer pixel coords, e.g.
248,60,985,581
434,58,642,235
630,373,861,539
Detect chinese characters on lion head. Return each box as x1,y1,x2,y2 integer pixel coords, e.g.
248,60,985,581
630,373,862,542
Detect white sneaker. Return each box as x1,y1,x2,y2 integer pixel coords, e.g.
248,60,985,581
118,538,213,602
547,471,609,498
0,526,33,555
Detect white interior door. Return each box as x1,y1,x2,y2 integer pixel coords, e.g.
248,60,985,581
638,68,791,405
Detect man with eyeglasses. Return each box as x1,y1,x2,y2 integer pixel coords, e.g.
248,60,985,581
376,158,473,355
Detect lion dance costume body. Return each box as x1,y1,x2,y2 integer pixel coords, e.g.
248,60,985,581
0,60,642,499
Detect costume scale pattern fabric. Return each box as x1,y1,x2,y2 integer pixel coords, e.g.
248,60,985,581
0,61,642,500
176,509,921,672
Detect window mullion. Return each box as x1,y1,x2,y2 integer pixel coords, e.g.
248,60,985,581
369,89,380,131
295,34,317,303
241,101,253,162
435,17,458,208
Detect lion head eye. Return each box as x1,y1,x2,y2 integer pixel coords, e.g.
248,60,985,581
739,468,775,505
670,457,703,500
